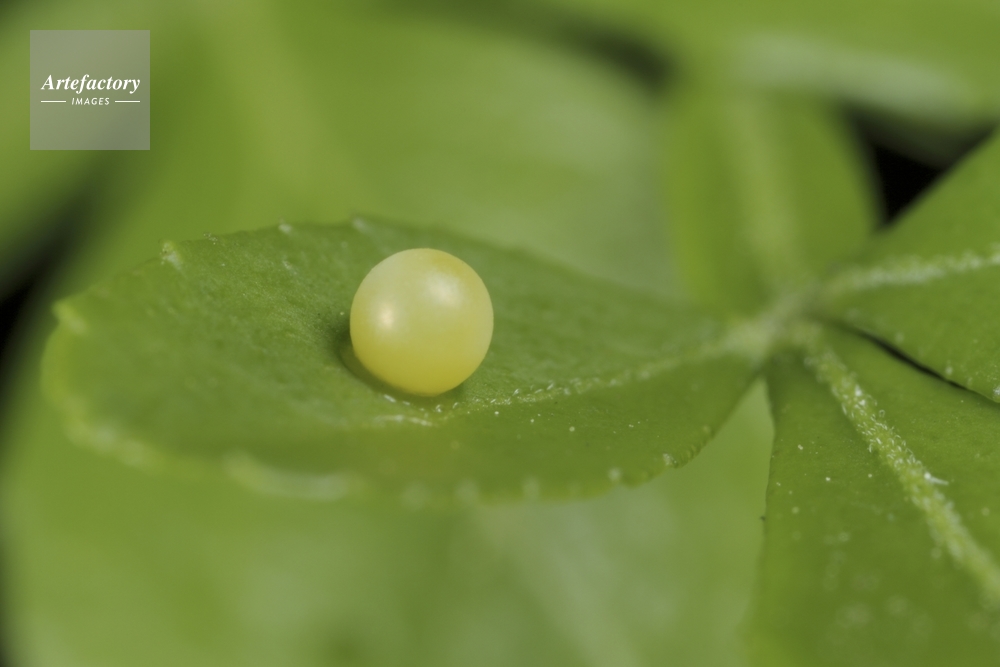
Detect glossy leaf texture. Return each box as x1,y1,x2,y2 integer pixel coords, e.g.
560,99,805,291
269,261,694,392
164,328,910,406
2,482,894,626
663,85,875,314
819,130,1000,405
750,324,1000,666
42,220,759,504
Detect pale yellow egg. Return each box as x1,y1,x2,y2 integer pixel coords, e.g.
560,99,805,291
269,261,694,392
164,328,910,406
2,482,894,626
350,248,493,396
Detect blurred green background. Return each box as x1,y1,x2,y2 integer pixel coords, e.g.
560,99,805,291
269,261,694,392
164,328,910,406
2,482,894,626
0,0,997,664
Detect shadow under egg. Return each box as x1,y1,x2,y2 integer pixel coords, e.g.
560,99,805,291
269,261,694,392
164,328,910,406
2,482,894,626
335,329,464,408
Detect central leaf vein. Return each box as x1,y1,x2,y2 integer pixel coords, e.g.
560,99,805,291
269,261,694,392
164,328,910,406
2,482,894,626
448,313,781,417
798,324,1000,607
824,246,1000,295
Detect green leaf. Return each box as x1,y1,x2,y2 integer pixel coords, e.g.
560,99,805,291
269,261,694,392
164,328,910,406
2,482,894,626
3,355,773,667
697,1,1000,136
509,0,1000,138
664,86,875,313
750,323,1000,666
819,131,1000,404
42,220,761,503
61,5,668,299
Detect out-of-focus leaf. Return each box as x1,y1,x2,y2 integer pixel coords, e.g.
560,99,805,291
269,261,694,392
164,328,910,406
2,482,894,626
706,1,1000,133
0,0,216,291
819,130,1000,404
501,0,1000,140
3,359,772,667
288,7,670,293
664,86,875,314
43,220,762,503
64,4,669,299
0,3,96,289
750,324,1000,666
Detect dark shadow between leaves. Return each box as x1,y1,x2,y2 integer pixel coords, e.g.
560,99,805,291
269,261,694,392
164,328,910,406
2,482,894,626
850,113,995,228
827,320,967,392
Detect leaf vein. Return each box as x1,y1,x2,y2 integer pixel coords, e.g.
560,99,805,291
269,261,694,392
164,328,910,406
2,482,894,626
824,246,1000,295
482,316,775,411
799,324,1000,607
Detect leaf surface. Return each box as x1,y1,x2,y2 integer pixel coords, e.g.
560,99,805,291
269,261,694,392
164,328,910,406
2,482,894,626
819,131,1000,404
750,324,1000,666
43,220,759,503
4,358,773,667
664,86,875,313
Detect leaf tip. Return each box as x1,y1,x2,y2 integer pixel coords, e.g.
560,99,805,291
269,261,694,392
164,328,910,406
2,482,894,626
53,301,88,335
159,241,183,270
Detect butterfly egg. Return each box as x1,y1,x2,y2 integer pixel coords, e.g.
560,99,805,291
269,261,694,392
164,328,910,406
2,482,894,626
350,248,493,396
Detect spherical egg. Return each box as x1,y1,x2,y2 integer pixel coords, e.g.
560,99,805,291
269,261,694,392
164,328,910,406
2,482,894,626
350,249,493,396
